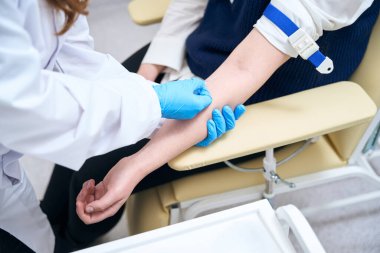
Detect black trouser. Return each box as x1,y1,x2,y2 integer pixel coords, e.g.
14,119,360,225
40,45,263,252
0,228,35,253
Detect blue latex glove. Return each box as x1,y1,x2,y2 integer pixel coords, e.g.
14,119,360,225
153,78,212,120
197,104,246,147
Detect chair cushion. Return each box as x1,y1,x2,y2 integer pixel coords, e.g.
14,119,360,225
169,82,376,171
128,0,171,25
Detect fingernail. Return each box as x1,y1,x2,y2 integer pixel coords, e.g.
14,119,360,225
86,206,94,213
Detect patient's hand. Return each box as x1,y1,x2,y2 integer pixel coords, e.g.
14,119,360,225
138,63,165,81
76,157,142,224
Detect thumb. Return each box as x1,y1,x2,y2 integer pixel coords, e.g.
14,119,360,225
192,79,212,107
191,79,211,96
195,92,212,110
85,190,119,214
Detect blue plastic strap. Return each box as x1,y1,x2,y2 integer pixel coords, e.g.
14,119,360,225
308,51,325,68
263,3,298,36
263,3,327,69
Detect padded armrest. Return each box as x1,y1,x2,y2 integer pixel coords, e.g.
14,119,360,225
128,0,170,25
169,82,377,171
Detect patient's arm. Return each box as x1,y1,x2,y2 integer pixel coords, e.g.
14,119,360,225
76,29,289,224
136,29,289,170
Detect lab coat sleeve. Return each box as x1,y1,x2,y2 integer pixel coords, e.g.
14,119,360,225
141,0,208,71
0,2,161,170
254,0,375,57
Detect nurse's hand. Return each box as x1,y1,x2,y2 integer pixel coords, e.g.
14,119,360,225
197,104,246,147
153,78,212,120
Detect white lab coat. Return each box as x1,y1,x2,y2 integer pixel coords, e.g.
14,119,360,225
0,0,162,251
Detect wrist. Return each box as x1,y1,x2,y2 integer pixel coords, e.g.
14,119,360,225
118,156,145,184
121,155,155,180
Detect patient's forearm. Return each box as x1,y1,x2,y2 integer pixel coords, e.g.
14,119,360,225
132,29,289,177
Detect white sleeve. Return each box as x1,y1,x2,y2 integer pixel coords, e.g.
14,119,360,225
254,0,375,57
0,2,161,170
141,0,208,71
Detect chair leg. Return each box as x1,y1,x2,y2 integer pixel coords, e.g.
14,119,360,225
263,148,296,199
169,204,181,225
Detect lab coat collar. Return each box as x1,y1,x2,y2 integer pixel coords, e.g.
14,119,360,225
0,146,23,189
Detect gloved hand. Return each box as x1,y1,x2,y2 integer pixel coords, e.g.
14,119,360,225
153,78,212,120
197,104,246,147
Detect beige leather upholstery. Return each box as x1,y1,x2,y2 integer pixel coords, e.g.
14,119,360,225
169,82,376,171
127,187,171,235
350,17,380,108
327,16,380,160
128,0,171,25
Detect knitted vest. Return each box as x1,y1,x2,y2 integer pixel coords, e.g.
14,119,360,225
185,0,379,104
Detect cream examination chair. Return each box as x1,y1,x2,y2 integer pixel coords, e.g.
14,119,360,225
126,0,380,236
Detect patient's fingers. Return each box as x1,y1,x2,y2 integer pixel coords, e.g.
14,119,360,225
85,188,119,215
86,191,95,204
76,194,87,223
77,179,95,203
95,181,107,200
76,179,95,224
82,198,125,224
86,181,96,204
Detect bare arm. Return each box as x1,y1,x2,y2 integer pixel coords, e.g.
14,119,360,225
133,29,289,176
76,29,289,223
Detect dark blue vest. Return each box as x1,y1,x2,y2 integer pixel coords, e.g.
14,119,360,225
186,0,379,104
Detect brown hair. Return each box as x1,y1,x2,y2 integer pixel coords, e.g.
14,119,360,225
47,0,89,35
